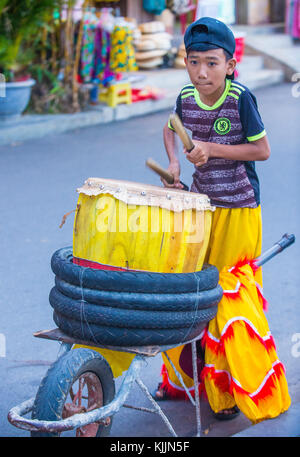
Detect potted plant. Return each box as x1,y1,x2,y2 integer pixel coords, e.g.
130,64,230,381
0,0,59,120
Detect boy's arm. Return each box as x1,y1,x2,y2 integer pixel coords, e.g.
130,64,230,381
185,135,270,167
162,121,184,189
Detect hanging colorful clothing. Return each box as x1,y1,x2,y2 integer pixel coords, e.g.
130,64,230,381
81,13,98,83
110,26,138,73
286,0,300,39
94,26,115,86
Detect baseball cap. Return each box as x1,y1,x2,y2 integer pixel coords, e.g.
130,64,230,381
184,17,236,57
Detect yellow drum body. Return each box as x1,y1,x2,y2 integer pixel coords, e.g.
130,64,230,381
73,178,214,273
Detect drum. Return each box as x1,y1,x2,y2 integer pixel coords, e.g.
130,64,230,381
73,178,215,273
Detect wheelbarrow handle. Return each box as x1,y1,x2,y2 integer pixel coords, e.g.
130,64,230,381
254,233,295,267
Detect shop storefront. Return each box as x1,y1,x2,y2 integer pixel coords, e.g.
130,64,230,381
196,0,236,24
74,0,175,104
235,0,285,25
64,0,291,109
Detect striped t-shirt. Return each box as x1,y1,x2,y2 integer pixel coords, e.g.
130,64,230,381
168,79,266,208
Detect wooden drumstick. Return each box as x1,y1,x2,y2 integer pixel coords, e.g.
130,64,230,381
146,158,189,191
146,158,174,184
169,113,195,152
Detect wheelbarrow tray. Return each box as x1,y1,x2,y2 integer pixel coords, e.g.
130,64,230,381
33,327,178,357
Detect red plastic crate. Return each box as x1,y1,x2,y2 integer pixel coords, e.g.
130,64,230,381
234,35,245,63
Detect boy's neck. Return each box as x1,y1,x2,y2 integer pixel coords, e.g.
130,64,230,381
196,80,227,107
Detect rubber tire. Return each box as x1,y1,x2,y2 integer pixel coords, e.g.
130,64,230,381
51,247,219,294
54,276,223,312
53,309,216,346
31,348,115,437
49,286,222,329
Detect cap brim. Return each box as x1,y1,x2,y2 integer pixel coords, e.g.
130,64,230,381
186,43,222,52
186,43,234,57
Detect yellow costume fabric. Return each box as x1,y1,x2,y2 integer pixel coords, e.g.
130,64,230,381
160,206,291,423
73,344,135,379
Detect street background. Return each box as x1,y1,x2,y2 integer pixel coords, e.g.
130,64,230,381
0,81,299,437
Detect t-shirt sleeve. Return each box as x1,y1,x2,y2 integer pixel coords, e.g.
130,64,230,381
238,89,266,142
168,94,182,131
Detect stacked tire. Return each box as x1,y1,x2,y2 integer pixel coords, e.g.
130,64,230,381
50,247,223,347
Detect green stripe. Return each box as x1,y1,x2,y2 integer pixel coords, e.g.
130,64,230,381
181,86,194,93
181,90,195,95
230,86,242,95
182,84,194,90
194,79,231,110
228,92,239,100
168,119,175,131
231,82,245,91
181,92,194,99
247,130,266,142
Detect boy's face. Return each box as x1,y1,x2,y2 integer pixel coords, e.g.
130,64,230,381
184,48,236,98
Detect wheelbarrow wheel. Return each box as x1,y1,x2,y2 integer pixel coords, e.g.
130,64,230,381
31,348,115,437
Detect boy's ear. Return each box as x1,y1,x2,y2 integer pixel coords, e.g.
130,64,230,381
226,57,237,77
184,56,187,66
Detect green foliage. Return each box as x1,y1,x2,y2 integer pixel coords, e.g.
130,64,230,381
26,64,66,114
0,0,60,80
26,64,90,115
0,0,89,114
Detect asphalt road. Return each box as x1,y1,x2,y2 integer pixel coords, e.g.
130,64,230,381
0,82,299,437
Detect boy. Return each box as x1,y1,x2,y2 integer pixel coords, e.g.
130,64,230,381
154,17,291,423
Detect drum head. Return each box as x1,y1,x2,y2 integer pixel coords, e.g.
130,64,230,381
77,178,214,213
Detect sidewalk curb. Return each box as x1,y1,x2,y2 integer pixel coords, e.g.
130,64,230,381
0,47,286,147
232,401,300,437
0,74,284,147
1,30,296,147
0,91,179,146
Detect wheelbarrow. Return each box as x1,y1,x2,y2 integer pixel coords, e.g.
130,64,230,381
7,234,295,437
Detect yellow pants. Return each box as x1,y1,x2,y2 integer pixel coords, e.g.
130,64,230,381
160,206,291,424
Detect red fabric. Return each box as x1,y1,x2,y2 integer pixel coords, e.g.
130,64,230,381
256,285,269,311
202,320,277,356
201,366,231,393
160,364,204,400
202,362,286,406
249,363,285,406
73,256,129,271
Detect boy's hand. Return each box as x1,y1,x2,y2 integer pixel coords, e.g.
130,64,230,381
160,161,183,189
184,140,211,167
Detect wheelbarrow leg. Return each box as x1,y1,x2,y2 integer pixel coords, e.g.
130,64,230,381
57,341,72,359
135,376,177,437
162,341,202,437
191,341,201,437
162,351,196,406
